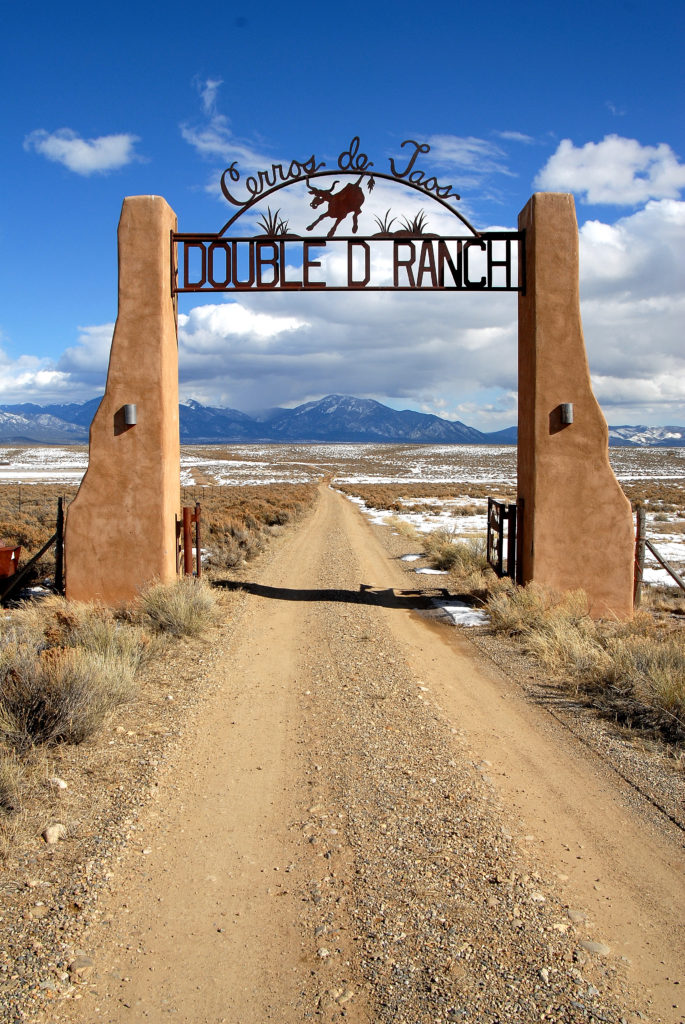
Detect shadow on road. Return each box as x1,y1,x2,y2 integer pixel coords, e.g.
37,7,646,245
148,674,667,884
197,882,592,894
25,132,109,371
213,579,451,610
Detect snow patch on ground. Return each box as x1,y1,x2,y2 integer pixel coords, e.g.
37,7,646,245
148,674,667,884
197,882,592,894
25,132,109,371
433,600,490,627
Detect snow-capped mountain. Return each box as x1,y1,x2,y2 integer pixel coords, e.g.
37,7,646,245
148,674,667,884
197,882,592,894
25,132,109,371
0,396,683,446
0,408,89,443
265,395,485,443
608,425,685,447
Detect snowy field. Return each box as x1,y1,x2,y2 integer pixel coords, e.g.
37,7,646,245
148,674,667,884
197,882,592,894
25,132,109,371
1,442,683,588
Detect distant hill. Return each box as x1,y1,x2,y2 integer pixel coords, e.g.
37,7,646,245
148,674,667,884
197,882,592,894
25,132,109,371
0,396,683,447
265,395,485,444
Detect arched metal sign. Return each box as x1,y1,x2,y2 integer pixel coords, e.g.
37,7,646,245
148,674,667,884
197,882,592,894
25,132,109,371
172,137,524,294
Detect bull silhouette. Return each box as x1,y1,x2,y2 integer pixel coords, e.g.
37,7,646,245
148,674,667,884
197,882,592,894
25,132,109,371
306,175,367,237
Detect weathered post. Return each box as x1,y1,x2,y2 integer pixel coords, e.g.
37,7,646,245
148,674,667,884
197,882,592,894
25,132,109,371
517,193,635,618
65,196,180,604
634,507,646,607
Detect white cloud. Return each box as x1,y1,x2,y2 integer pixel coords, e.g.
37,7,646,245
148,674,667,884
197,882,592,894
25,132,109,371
579,200,685,418
497,131,535,144
0,345,71,403
58,324,115,375
420,135,509,175
199,77,223,116
180,78,271,171
179,304,305,344
24,129,141,175
535,135,685,205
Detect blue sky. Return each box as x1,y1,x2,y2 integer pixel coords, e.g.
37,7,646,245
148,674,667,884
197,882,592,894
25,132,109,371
2,0,684,429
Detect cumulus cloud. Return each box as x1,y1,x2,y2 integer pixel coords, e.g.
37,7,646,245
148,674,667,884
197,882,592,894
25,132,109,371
23,129,141,175
57,324,115,378
579,200,685,417
0,345,71,403
172,283,519,422
535,135,685,205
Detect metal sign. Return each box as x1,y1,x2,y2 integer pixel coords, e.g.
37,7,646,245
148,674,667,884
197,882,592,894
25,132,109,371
172,137,524,294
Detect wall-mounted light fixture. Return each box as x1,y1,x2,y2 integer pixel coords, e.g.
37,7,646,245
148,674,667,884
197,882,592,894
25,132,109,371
123,404,137,426
559,402,574,425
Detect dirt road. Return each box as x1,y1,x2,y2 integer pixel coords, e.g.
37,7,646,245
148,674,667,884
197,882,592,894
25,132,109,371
51,484,684,1023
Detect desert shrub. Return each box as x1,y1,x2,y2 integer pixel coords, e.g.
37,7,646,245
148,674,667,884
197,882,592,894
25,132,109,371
486,583,684,740
138,577,220,637
424,530,488,574
0,646,136,751
7,598,153,677
386,515,419,540
603,634,685,726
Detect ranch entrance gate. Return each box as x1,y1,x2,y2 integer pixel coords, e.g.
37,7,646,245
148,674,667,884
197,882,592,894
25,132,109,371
64,138,635,618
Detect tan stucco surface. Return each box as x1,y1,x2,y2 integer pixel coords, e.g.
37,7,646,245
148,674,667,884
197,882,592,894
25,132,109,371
65,196,180,604
517,193,634,618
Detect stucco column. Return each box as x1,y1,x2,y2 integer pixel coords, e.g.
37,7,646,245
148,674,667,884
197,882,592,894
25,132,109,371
65,196,180,604
517,193,634,618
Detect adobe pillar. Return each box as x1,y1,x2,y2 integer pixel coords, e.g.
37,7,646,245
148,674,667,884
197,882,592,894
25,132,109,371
65,196,180,604
517,192,634,618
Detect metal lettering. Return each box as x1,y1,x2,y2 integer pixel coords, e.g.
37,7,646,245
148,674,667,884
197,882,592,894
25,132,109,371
231,241,256,288
417,241,438,288
463,239,487,289
302,242,326,289
256,241,279,288
337,136,374,172
208,242,230,289
389,140,460,202
487,238,512,289
172,233,521,292
389,140,430,180
347,241,370,287
438,240,462,287
279,241,303,289
393,241,416,288
221,154,326,207
184,242,206,289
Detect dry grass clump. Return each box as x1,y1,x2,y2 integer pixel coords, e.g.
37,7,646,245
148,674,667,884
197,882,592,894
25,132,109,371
0,646,136,751
486,584,685,742
424,529,488,574
0,599,144,753
602,632,685,728
387,515,420,540
137,577,221,637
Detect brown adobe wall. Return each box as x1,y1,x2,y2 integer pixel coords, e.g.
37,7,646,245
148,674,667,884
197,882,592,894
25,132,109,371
517,193,634,619
65,196,180,604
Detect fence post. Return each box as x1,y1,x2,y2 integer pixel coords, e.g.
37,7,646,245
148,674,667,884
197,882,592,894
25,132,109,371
194,503,202,579
634,506,646,607
507,502,517,580
182,506,193,576
55,497,64,594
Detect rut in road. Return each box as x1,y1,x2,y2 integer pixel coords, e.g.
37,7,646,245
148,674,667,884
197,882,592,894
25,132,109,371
52,484,683,1024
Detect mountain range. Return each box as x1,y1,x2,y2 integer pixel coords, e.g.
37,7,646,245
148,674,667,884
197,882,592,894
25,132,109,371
0,395,683,447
